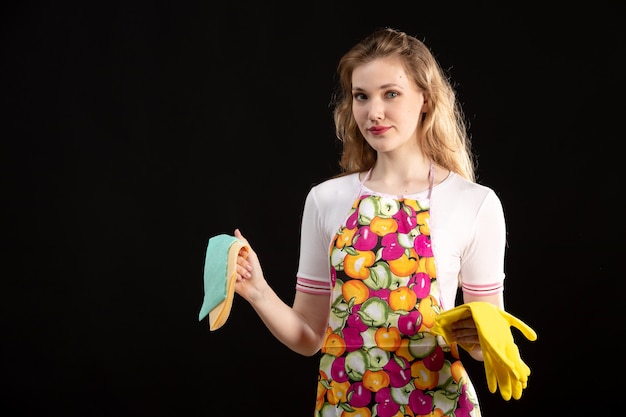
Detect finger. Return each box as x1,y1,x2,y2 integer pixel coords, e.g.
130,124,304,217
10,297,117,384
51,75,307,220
511,378,523,400
502,311,537,341
234,228,247,242
236,262,250,280
482,351,498,395
451,317,476,330
234,229,254,260
505,343,529,382
453,334,480,346
494,361,512,401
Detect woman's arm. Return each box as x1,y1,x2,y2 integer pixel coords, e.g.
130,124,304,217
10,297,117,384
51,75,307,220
234,229,330,356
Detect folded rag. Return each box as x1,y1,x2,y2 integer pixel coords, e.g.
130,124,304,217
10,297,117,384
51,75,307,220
430,302,537,400
198,234,249,330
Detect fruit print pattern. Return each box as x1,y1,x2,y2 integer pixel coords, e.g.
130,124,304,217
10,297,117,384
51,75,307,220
317,194,481,417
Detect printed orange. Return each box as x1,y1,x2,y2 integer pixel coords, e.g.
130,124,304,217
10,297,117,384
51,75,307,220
387,248,418,276
342,279,370,304
389,286,417,311
362,369,390,392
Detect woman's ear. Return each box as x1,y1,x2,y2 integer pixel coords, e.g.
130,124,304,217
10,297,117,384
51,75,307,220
420,94,429,122
421,93,429,113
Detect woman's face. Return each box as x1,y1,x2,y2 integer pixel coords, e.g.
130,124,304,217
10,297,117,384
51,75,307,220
351,56,427,155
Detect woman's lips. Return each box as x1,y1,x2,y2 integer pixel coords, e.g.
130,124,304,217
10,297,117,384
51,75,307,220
368,126,391,135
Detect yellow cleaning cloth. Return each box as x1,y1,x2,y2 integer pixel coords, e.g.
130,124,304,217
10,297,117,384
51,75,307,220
198,234,249,330
431,302,537,400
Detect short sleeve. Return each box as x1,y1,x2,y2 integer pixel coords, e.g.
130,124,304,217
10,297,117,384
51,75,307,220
295,188,333,294
460,190,506,296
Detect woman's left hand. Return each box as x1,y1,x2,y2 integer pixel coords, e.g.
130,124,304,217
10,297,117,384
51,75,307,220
452,317,484,361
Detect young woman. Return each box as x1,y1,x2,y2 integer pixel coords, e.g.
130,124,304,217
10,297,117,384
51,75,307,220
234,27,506,416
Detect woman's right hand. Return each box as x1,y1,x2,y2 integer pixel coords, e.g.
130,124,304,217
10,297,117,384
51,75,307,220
233,228,269,303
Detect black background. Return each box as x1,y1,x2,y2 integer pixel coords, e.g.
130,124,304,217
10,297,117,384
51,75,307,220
2,1,623,416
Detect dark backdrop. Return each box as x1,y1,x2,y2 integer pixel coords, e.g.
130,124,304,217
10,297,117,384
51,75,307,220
2,2,623,416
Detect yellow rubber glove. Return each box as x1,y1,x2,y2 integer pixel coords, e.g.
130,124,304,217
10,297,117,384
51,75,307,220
430,304,474,351
430,302,537,401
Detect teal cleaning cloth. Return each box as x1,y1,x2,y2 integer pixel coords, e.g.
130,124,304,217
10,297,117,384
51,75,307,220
198,234,248,330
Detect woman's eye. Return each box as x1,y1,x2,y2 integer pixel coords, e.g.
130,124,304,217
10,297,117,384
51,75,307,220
386,91,399,99
354,93,367,101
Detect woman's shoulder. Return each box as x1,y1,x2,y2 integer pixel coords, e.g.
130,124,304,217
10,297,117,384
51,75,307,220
432,172,501,213
436,172,503,214
441,171,497,197
302,172,363,214
310,172,361,197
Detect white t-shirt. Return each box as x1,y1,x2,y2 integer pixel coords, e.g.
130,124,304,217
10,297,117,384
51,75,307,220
295,171,506,311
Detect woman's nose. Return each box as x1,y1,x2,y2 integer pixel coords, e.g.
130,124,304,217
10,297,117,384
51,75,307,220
368,101,384,121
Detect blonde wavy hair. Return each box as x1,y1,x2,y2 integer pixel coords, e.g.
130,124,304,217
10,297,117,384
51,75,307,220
331,27,476,182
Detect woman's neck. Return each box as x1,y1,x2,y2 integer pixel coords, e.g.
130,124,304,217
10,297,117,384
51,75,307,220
364,156,433,195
